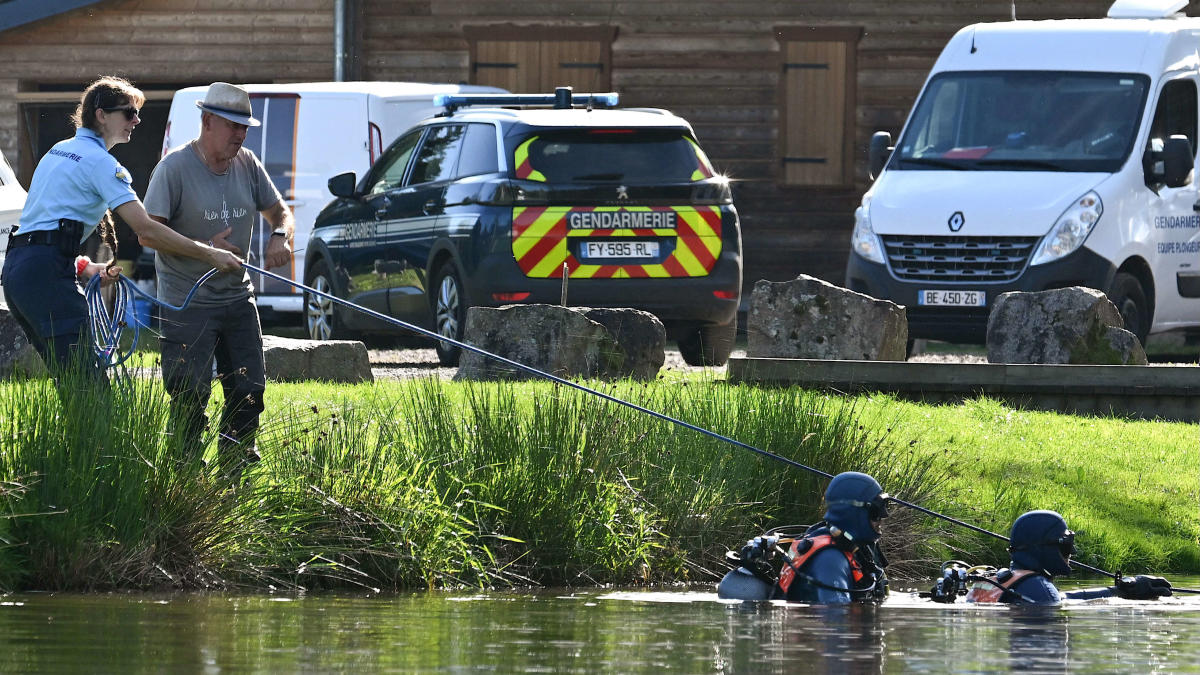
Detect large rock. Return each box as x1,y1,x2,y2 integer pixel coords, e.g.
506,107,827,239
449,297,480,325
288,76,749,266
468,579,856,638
262,335,373,383
455,304,664,381
0,302,46,378
986,287,1147,365
581,307,666,380
747,275,907,361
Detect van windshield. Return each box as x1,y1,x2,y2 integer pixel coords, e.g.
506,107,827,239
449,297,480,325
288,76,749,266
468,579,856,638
893,71,1150,172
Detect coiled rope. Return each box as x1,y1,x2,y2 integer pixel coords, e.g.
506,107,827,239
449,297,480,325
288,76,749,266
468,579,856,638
85,267,219,368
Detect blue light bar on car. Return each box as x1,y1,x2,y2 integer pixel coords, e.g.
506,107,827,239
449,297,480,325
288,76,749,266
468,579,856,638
434,87,620,113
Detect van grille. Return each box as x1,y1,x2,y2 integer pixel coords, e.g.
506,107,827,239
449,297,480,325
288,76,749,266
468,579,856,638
881,235,1040,282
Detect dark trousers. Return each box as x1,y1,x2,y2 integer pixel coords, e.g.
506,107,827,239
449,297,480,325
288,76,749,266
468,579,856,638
160,296,266,473
1,243,107,387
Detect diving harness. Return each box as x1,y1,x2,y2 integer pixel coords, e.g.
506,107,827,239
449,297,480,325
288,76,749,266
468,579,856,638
724,523,889,601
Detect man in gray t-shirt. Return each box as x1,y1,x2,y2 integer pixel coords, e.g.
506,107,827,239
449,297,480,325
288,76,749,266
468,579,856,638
144,82,294,477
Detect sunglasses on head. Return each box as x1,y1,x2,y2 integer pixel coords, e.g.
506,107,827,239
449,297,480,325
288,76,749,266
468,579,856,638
102,106,140,121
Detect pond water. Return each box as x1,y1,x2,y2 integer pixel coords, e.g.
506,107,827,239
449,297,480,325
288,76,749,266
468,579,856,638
3,578,1200,673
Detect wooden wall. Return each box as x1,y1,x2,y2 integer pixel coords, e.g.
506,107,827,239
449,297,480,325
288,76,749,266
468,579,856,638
0,0,1123,289
0,0,335,176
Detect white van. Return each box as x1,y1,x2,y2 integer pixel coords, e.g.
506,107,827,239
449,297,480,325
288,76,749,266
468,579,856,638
0,151,28,306
162,81,506,320
846,0,1200,346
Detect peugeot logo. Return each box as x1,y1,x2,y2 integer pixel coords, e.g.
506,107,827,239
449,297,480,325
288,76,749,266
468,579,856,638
948,211,965,232
617,185,629,201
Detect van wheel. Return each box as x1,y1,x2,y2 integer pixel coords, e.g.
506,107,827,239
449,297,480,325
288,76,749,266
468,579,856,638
432,261,468,366
1108,272,1150,345
678,319,737,367
304,260,350,341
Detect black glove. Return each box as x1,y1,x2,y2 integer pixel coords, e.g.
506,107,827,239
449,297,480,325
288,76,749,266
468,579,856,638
1115,575,1172,600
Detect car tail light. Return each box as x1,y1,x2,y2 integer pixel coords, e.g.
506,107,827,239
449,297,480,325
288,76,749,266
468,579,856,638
691,179,733,205
492,292,531,302
713,289,738,300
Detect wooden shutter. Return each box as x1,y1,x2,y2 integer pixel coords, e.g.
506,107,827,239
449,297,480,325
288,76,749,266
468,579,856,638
542,41,606,92
467,27,615,93
779,29,861,186
474,40,541,93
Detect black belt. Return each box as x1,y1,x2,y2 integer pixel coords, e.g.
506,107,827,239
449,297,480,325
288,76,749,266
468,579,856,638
7,219,85,250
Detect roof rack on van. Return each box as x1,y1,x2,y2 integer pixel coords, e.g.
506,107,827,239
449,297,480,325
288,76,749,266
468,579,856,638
433,86,619,114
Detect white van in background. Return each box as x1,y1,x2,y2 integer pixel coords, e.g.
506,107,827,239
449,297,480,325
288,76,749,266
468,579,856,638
162,81,507,321
0,151,28,306
846,0,1200,346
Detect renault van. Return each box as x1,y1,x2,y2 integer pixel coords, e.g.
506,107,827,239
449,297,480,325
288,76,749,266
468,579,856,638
0,151,28,306
162,81,506,320
846,0,1200,345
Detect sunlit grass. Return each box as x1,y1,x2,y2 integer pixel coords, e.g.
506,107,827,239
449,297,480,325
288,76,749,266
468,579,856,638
849,393,1200,575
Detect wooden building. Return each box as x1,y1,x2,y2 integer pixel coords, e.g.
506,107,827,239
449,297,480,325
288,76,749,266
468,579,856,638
0,0,1120,293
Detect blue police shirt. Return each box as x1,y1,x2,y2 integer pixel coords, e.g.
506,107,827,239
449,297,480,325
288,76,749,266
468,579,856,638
17,127,138,241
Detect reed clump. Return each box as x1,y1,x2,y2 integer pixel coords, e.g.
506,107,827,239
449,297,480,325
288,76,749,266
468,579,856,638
0,371,941,591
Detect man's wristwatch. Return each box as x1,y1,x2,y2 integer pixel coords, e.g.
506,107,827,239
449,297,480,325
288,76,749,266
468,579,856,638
271,229,289,239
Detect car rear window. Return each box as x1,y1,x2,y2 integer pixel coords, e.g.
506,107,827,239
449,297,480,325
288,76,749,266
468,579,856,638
514,129,714,184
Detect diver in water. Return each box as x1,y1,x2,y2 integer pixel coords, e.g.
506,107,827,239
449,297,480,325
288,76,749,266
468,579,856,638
718,471,890,604
927,510,1172,604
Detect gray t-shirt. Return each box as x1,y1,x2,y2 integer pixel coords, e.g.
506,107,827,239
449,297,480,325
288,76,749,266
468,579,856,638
145,142,281,307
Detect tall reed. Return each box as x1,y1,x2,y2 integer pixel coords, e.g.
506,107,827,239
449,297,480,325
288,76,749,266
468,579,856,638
0,372,944,591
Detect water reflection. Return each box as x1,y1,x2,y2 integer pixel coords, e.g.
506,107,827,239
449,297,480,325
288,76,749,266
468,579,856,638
0,581,1198,673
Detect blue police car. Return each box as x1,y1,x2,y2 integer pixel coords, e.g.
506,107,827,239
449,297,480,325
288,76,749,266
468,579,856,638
304,88,742,366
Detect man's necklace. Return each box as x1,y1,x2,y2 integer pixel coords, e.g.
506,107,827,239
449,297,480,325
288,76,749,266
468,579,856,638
194,140,230,176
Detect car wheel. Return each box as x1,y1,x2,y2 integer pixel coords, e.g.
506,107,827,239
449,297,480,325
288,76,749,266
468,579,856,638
1108,271,1150,345
432,260,469,366
304,260,350,341
677,318,737,367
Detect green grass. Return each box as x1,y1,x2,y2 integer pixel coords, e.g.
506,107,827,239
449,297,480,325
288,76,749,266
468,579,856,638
851,394,1200,574
0,370,1194,592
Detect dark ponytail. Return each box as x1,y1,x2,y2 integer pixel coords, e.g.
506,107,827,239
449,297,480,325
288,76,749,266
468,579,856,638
72,76,146,132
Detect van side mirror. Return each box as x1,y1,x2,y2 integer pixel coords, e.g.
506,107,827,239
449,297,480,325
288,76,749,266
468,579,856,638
328,172,358,198
1163,135,1193,188
1144,135,1194,189
869,131,894,181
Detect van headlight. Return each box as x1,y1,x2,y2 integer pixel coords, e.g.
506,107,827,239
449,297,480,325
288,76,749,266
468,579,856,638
1030,191,1103,266
851,197,885,264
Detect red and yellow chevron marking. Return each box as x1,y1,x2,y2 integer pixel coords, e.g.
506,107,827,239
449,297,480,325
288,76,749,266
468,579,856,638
513,137,546,182
512,206,723,278
687,137,715,181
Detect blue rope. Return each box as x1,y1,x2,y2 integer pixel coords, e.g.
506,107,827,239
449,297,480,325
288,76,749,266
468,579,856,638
85,261,1200,590
85,267,220,368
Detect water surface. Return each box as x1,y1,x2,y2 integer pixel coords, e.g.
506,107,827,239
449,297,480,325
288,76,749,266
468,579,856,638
3,578,1199,673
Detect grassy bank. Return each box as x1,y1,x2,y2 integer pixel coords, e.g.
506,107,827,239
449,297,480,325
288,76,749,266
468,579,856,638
0,373,1194,591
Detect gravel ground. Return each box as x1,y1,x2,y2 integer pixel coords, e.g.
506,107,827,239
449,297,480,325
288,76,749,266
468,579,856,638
361,342,1199,380
365,345,749,380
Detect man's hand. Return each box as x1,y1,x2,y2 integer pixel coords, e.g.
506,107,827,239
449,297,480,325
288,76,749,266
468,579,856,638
1115,575,1172,600
207,246,243,274
264,233,293,270
209,227,243,257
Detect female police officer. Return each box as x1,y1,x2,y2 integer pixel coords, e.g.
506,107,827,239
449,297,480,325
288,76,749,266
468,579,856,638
2,76,241,383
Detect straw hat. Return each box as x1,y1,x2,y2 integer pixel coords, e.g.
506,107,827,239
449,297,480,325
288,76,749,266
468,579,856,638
195,82,261,127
